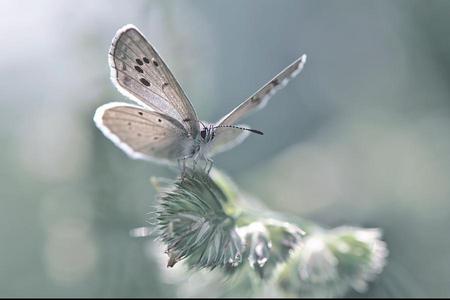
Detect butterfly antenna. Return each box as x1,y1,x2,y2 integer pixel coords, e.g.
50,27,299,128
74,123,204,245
215,125,264,135
197,119,206,129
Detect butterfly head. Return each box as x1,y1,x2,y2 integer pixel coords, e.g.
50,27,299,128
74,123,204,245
199,123,215,143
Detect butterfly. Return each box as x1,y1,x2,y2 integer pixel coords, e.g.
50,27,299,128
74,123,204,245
94,24,306,172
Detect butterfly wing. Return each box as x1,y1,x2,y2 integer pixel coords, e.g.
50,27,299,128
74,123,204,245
216,54,307,127
208,124,251,157
109,24,199,136
94,102,194,164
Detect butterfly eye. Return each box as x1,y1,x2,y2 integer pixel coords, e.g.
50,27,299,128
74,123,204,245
200,129,206,139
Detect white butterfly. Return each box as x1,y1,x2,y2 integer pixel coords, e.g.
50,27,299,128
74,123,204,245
94,24,306,171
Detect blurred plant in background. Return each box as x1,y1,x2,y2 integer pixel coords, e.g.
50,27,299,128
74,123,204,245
149,168,387,297
278,227,387,297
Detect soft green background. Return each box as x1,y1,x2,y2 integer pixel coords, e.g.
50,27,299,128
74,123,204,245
1,0,449,297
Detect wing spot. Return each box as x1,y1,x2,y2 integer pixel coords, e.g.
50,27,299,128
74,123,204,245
152,58,159,67
124,76,131,84
153,136,159,140
136,58,143,65
140,78,151,86
138,111,143,116
183,118,191,122
134,66,144,73
143,57,150,64
158,118,162,122
137,133,142,137
162,82,169,89
271,79,280,86
128,122,132,126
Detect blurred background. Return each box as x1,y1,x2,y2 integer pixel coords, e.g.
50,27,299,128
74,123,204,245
1,0,450,297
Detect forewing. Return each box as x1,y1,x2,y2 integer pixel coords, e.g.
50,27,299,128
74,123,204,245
217,54,307,126
94,102,193,164
208,124,251,157
109,24,199,136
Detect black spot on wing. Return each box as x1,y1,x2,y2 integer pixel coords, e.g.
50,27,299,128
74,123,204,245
140,78,150,86
136,58,143,65
251,96,260,103
134,66,144,73
143,57,150,64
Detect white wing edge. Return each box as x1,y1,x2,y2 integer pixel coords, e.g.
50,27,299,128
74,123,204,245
93,101,172,165
291,54,307,78
216,54,307,126
108,24,157,112
245,53,307,111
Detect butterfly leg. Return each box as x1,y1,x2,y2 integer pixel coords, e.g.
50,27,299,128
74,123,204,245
177,157,187,181
181,157,187,181
192,158,198,172
206,157,214,174
190,146,201,173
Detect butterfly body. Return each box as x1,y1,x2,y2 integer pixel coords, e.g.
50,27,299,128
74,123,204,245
94,24,307,170
194,122,217,166
180,122,218,167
